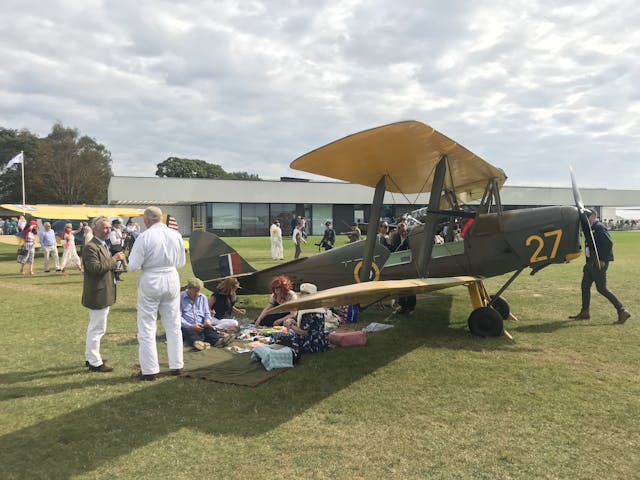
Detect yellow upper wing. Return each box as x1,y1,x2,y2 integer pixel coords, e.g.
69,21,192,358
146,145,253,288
268,276,480,313
0,204,144,220
291,121,506,203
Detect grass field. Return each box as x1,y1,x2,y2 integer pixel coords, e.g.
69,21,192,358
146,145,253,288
1,233,639,479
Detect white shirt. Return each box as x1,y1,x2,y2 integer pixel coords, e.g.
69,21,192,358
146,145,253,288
109,228,123,246
128,222,186,272
292,227,301,245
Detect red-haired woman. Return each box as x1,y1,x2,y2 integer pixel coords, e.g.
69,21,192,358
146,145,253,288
254,275,298,327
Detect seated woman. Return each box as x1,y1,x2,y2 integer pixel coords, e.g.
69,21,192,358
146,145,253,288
270,283,329,353
254,275,297,327
208,277,246,330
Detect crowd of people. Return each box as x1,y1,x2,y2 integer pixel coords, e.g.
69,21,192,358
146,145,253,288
9,216,141,277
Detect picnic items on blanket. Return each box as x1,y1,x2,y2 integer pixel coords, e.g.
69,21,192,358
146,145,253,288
251,345,295,371
337,305,359,324
328,330,367,347
227,345,251,354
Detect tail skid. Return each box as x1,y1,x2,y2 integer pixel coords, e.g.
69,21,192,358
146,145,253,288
189,231,256,283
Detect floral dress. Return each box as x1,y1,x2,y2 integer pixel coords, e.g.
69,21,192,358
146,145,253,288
60,232,82,269
270,311,329,353
16,231,36,265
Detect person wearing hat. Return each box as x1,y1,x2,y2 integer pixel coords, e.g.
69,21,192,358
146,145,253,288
180,278,233,351
270,283,329,353
17,220,38,276
59,223,83,274
209,277,245,330
82,216,126,372
569,209,631,324
319,221,336,251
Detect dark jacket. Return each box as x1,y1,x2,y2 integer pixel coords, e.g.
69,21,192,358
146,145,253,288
82,237,118,310
590,220,614,262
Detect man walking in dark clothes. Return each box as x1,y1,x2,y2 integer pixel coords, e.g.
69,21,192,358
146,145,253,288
569,209,631,324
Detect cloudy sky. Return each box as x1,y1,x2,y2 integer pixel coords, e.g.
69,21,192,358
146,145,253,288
1,0,638,189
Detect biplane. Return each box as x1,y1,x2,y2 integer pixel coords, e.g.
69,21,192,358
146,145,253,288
191,121,597,337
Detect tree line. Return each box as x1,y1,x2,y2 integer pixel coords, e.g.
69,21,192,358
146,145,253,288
0,123,260,204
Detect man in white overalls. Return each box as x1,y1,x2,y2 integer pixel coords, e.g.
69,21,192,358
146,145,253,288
128,207,186,380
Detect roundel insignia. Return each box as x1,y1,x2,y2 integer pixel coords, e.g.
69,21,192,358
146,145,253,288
353,261,380,283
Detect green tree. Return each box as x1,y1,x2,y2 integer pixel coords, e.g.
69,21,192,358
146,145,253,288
32,123,113,204
155,157,260,180
0,127,39,203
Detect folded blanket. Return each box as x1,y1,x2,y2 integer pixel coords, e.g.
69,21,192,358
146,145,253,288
251,345,294,371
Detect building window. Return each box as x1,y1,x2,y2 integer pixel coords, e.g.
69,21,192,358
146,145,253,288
242,203,269,236
208,203,241,236
270,203,296,235
311,204,332,236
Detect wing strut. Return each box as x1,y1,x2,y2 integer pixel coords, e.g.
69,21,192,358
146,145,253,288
416,155,447,278
359,175,386,282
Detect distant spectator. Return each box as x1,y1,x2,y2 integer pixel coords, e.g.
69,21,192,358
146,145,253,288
39,221,60,272
292,219,306,259
60,223,83,274
377,220,391,249
17,220,38,276
319,221,336,250
270,219,284,260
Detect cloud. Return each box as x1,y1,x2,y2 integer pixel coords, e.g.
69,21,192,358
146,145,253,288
0,0,638,189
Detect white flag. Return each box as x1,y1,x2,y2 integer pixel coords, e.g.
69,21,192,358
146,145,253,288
6,152,23,169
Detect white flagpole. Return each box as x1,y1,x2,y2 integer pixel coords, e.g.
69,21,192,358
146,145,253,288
20,151,26,205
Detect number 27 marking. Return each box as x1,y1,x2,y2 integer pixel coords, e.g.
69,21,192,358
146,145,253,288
525,229,563,263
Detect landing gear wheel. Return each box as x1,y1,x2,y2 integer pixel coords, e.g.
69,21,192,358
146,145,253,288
468,307,504,337
490,295,510,320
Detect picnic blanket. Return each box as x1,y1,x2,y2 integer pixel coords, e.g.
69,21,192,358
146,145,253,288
182,347,289,387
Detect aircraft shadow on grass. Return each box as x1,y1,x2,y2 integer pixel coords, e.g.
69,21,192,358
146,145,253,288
0,293,532,479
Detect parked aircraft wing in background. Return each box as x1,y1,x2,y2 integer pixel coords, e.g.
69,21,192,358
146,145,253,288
0,204,144,220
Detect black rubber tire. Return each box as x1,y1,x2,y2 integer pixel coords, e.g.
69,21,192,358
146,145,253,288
490,295,510,320
468,307,504,337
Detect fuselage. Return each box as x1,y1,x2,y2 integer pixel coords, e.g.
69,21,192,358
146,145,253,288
218,205,582,295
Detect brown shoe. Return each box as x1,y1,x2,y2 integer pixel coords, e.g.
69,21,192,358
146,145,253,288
568,311,590,320
131,372,156,381
615,309,631,324
193,340,207,351
88,363,113,373
170,368,184,376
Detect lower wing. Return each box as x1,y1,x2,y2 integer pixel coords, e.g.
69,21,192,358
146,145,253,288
268,276,480,313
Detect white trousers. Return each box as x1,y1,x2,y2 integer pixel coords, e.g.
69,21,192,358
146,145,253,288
42,245,60,271
211,318,239,330
86,307,109,367
137,270,184,374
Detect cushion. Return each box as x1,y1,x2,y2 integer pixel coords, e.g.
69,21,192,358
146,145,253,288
328,331,367,347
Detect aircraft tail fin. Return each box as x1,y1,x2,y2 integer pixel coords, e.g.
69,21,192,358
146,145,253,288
189,230,257,283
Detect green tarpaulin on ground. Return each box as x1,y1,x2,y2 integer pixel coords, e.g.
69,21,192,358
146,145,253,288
182,347,289,387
